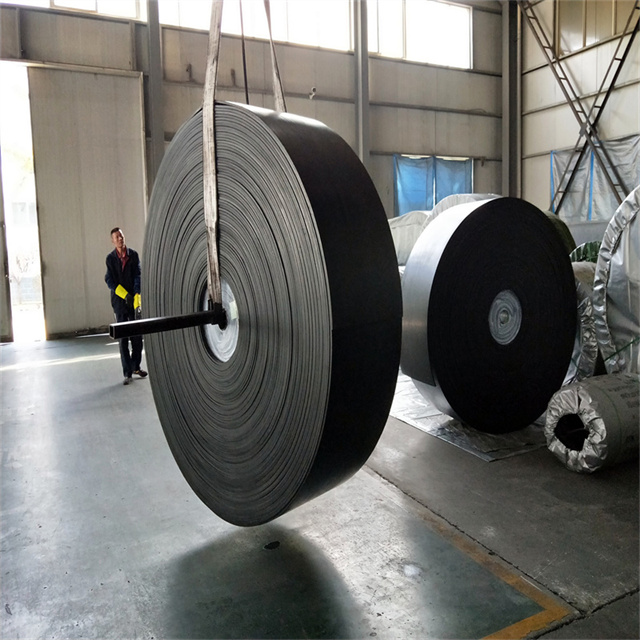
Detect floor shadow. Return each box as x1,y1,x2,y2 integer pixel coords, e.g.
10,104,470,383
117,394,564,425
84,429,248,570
162,523,370,639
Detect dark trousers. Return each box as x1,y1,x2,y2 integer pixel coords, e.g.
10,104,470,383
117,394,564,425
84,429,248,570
115,308,143,377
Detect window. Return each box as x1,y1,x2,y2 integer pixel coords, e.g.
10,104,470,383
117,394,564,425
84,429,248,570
159,0,352,51
54,0,145,19
0,0,147,20
556,0,637,55
369,0,472,68
394,155,472,216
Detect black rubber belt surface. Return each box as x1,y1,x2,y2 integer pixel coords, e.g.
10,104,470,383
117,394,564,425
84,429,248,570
402,197,577,434
143,102,402,526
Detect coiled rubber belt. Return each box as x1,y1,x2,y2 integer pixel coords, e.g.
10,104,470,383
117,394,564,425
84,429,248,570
143,102,402,526
545,373,640,473
402,197,577,434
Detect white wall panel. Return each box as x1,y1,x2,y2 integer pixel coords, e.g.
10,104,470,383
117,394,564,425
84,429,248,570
435,68,501,115
597,83,640,139
284,97,356,150
0,7,20,60
369,59,434,105
0,155,12,342
473,159,501,195
370,106,437,155
28,68,147,337
522,154,552,211
163,83,204,136
523,67,560,112
21,11,133,70
161,29,355,102
473,9,502,74
370,58,501,115
434,111,501,158
162,28,210,84
278,46,354,101
523,106,581,156
370,106,499,166
522,0,555,72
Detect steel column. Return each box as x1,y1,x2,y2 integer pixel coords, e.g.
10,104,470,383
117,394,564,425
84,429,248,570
146,0,165,186
354,0,370,171
502,0,520,198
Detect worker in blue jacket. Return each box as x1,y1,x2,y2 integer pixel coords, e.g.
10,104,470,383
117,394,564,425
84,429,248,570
105,227,148,385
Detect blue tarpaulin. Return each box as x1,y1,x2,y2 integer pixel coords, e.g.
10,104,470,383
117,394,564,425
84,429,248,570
394,155,472,217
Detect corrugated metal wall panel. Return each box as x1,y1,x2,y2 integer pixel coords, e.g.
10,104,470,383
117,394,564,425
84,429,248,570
163,83,203,137
0,156,12,341
0,7,20,60
370,59,501,116
522,0,555,72
370,106,437,155
522,154,552,211
473,9,502,73
21,11,133,70
28,68,146,337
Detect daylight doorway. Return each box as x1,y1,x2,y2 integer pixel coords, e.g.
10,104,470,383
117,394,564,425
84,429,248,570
0,62,46,342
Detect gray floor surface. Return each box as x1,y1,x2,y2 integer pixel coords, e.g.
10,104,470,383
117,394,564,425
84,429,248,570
1,336,638,639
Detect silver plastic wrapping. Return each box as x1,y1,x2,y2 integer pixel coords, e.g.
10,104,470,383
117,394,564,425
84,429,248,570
389,210,430,265
545,374,640,473
430,193,499,216
564,271,598,385
592,185,640,373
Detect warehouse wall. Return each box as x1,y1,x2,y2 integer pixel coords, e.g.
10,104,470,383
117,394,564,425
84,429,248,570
369,3,503,216
521,0,640,221
27,67,147,338
0,2,503,336
0,156,12,342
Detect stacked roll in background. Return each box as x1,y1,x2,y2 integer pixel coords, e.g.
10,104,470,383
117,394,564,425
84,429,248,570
564,261,598,387
143,102,402,526
546,186,640,472
401,197,577,434
592,185,640,375
545,374,639,473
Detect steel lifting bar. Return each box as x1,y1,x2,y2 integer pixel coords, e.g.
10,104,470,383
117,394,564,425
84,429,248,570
518,0,638,213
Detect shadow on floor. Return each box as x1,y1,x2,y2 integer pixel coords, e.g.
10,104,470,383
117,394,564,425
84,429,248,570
161,523,370,639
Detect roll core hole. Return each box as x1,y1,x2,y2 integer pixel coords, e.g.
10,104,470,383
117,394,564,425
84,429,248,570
201,279,239,362
488,289,522,346
555,414,589,451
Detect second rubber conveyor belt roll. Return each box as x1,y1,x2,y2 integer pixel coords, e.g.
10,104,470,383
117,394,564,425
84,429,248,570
401,197,577,434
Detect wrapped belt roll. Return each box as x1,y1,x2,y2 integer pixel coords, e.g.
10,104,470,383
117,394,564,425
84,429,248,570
143,102,402,526
402,197,576,433
593,185,640,374
545,374,640,473
564,262,598,386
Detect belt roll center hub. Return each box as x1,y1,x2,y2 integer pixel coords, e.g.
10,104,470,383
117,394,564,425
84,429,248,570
202,278,238,362
489,289,522,346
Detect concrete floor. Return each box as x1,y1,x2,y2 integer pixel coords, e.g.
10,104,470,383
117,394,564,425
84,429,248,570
1,336,638,639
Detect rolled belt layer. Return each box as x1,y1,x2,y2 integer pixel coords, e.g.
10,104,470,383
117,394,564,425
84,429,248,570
402,197,577,433
144,102,402,526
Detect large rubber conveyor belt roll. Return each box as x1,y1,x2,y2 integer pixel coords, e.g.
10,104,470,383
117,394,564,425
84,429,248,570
401,197,577,434
143,102,402,526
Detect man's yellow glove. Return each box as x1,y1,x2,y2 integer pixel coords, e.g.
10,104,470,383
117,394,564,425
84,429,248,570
134,294,141,310
115,285,129,300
